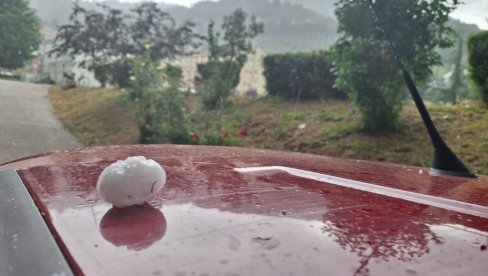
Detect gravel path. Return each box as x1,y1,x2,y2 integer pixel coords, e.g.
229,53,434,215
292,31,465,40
0,80,81,164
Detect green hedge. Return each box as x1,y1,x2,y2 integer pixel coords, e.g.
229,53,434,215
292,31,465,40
263,51,345,100
468,31,488,106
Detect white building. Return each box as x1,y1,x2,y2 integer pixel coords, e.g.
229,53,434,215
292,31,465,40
30,26,100,87
166,46,267,97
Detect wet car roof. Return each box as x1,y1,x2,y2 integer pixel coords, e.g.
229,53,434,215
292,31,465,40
1,145,487,275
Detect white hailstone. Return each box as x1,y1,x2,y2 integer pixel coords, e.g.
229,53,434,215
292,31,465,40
97,156,166,208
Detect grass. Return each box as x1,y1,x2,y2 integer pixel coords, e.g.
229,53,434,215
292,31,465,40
49,86,140,145
49,86,488,175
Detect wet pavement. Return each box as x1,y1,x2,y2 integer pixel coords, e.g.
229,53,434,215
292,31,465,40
0,80,81,164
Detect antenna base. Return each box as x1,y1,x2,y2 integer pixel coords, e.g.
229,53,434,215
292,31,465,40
431,145,477,178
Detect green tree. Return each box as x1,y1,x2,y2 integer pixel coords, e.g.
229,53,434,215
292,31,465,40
468,31,488,106
332,0,459,130
51,2,196,87
0,0,41,69
198,8,263,109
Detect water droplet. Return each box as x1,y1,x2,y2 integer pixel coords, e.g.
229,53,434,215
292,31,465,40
252,237,281,250
405,269,417,275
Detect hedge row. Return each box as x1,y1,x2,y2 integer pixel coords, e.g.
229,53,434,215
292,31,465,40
468,31,488,106
263,51,345,100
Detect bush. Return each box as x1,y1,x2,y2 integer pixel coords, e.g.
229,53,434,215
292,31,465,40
198,61,237,109
468,31,488,106
332,41,404,131
263,51,345,100
128,54,191,144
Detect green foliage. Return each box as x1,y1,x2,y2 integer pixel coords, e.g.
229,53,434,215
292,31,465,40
332,0,459,130
200,66,234,110
128,54,191,144
51,2,196,87
189,110,244,146
198,8,263,109
197,60,241,89
263,51,345,100
0,0,42,69
468,31,488,106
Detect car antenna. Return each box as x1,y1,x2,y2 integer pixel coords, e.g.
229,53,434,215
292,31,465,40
369,1,476,178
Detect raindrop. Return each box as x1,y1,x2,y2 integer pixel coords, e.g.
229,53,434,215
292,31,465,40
252,237,281,250
405,269,418,275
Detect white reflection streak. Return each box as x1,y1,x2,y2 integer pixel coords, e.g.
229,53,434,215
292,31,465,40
234,166,488,219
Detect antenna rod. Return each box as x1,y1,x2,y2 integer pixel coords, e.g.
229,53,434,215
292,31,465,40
370,3,475,178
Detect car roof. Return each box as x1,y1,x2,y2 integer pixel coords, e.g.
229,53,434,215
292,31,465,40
1,145,487,275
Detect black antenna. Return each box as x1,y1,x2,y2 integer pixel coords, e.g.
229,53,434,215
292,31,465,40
369,2,476,178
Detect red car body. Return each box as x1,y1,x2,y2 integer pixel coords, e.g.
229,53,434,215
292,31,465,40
1,145,487,275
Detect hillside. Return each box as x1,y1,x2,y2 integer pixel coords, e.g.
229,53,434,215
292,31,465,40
284,0,336,19
166,0,338,53
29,0,338,53
49,87,488,175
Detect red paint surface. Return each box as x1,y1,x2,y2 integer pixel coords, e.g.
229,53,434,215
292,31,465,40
2,145,488,275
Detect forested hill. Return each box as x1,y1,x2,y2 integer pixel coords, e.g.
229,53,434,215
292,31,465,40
28,0,339,53
29,0,480,55
28,0,173,27
166,0,338,53
283,0,336,19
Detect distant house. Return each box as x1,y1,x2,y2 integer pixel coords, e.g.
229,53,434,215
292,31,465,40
28,26,100,87
165,46,267,97
235,47,266,97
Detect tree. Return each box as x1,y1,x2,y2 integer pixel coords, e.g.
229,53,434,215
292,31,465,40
0,0,41,69
51,2,196,87
468,31,488,106
332,0,459,130
198,8,263,109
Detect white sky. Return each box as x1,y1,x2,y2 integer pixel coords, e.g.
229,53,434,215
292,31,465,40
96,0,487,29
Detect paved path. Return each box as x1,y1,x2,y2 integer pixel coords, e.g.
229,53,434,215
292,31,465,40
0,80,81,164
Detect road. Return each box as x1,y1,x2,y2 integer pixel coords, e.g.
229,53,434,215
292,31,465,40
0,80,81,164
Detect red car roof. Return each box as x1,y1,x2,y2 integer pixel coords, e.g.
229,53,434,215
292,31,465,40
1,145,487,275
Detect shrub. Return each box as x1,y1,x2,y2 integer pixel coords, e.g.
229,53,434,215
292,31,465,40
468,31,488,106
332,41,404,131
128,54,191,144
263,51,345,100
198,61,238,109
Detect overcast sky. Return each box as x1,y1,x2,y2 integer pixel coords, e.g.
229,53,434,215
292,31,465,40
95,0,487,29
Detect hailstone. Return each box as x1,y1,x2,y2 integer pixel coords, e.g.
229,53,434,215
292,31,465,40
96,156,166,208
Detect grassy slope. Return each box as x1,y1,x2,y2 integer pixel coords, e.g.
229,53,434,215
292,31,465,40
49,86,140,145
49,87,488,174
